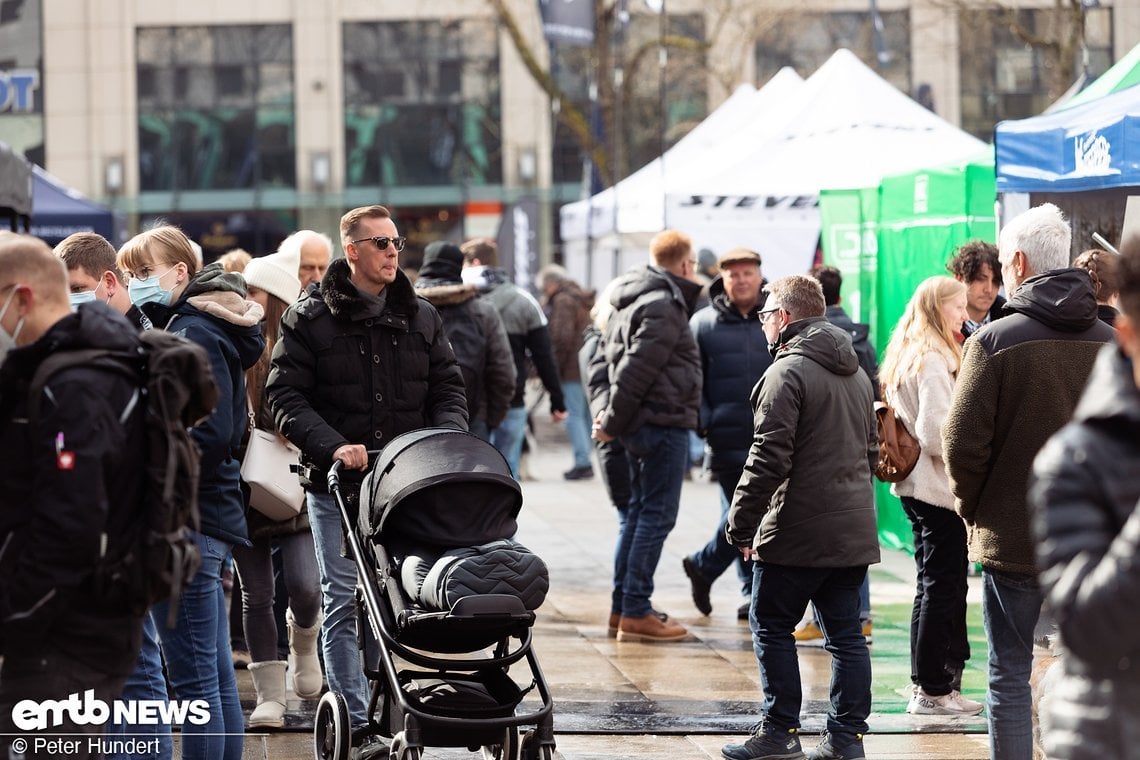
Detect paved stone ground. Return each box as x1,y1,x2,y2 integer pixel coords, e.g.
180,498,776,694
218,404,995,758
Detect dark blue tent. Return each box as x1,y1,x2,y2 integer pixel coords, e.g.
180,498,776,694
29,165,126,247
996,84,1140,194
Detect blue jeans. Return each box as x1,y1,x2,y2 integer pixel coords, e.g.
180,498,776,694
308,490,369,727
105,612,172,760
469,417,491,443
562,380,593,469
687,469,751,596
152,531,242,760
983,569,1042,760
749,562,871,740
490,405,528,479
611,424,688,618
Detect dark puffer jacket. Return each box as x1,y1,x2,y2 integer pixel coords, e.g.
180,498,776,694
727,317,880,568
589,264,701,437
690,277,770,473
0,304,149,652
267,259,468,492
142,263,265,547
1029,345,1140,760
415,278,516,429
944,269,1114,575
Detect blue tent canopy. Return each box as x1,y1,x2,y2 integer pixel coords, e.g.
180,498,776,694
995,84,1140,194
29,165,124,246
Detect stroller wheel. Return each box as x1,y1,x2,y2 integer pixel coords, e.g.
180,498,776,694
519,730,554,760
480,726,520,760
314,691,351,760
388,733,421,760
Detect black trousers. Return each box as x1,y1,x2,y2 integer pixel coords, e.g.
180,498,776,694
901,496,971,696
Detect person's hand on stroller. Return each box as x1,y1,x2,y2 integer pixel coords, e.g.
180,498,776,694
333,443,369,471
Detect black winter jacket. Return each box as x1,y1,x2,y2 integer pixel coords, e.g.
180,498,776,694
143,264,265,547
0,305,149,650
463,266,565,413
415,278,516,429
1029,345,1140,759
690,277,770,473
728,317,880,568
944,269,1114,574
589,265,701,437
267,259,468,492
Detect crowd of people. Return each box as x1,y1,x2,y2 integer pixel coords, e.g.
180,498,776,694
0,199,1137,760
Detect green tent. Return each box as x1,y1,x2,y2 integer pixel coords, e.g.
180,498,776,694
819,149,996,551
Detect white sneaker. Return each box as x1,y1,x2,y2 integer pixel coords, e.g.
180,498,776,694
906,688,984,716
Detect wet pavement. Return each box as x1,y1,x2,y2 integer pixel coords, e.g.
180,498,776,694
228,411,991,759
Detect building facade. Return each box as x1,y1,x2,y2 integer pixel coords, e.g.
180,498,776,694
1,0,1137,262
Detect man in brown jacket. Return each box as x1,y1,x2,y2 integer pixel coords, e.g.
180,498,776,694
944,202,1114,760
537,264,595,480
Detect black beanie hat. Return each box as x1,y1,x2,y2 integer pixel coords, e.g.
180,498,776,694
419,241,465,281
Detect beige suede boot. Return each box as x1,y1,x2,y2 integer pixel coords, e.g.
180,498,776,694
287,608,324,699
247,660,287,728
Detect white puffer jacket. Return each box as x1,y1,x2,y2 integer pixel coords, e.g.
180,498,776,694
886,348,957,510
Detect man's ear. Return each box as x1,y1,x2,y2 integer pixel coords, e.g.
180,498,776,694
102,270,119,294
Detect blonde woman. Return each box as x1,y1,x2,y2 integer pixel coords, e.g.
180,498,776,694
118,226,264,759
880,276,983,717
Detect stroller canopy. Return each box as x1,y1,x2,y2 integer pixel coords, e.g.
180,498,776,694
360,428,523,548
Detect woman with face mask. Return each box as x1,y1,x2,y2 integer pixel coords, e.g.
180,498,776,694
879,276,982,718
116,226,265,760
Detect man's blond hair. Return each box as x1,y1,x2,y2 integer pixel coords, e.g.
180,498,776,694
0,234,69,308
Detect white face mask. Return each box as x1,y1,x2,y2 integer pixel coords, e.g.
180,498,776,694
0,286,26,366
69,280,105,311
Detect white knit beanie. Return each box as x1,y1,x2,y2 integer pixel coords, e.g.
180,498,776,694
244,247,302,305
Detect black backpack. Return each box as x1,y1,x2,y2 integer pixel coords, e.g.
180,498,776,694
28,331,218,628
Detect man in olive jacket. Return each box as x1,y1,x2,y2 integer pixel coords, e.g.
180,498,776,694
943,203,1113,760
724,275,879,760
267,205,467,736
589,229,701,643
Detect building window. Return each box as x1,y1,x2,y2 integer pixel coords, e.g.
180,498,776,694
754,10,912,96
343,19,501,188
135,24,295,192
958,7,1113,141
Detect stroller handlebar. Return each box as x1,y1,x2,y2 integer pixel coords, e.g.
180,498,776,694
327,450,383,491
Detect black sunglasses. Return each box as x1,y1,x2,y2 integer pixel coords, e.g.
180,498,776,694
351,236,407,253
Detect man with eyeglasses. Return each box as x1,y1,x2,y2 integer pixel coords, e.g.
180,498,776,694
267,205,467,756
723,275,878,760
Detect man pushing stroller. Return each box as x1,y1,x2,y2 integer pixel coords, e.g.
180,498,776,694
267,205,467,758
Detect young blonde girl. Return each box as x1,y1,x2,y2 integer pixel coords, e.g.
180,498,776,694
880,276,983,717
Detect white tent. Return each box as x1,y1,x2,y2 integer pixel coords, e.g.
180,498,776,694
663,49,988,281
559,68,805,289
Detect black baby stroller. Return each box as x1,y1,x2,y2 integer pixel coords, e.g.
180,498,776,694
315,428,556,760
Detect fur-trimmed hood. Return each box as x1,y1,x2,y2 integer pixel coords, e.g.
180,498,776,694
414,279,479,307
316,258,421,322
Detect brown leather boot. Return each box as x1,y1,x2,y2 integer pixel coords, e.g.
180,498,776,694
617,612,688,642
608,614,620,638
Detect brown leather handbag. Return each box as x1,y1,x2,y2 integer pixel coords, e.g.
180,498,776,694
874,401,921,483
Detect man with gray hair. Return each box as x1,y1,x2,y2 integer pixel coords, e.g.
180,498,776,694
944,202,1114,760
724,274,879,760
